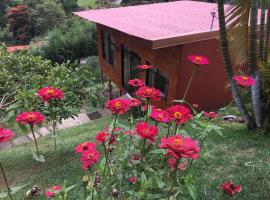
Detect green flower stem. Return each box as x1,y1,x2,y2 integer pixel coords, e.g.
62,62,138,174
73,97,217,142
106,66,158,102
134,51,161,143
30,125,40,156
52,119,57,152
145,98,149,122
182,64,197,100
174,124,178,135
0,161,13,200
167,160,179,200
103,143,109,176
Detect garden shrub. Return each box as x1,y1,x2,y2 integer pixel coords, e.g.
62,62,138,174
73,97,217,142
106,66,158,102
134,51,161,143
29,18,97,63
0,46,103,128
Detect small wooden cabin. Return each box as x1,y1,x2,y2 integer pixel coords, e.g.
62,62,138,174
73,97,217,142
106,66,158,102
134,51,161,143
75,0,232,110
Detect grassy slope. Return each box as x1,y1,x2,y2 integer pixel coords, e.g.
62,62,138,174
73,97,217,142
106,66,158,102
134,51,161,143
77,0,97,8
0,116,270,199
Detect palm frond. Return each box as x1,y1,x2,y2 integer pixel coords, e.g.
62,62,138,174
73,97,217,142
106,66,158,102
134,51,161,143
225,0,251,68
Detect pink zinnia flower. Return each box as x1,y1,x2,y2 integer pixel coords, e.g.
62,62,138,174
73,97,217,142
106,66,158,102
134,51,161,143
160,134,200,160
105,98,131,114
137,65,153,70
37,86,64,102
45,185,61,198
96,130,116,145
128,79,144,87
135,122,158,143
220,181,242,196
150,108,171,123
204,111,218,119
187,55,209,65
128,177,138,183
135,86,161,101
80,149,100,170
167,105,192,125
16,112,45,126
75,142,96,154
0,128,15,143
233,75,255,87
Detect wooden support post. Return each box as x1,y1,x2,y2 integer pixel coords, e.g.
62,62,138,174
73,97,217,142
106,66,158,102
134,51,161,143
108,79,113,100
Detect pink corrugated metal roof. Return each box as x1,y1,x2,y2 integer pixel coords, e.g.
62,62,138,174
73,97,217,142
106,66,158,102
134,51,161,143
75,1,220,41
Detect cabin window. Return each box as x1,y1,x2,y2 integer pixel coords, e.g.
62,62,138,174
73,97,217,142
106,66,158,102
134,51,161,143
147,68,168,99
102,31,115,67
121,45,141,93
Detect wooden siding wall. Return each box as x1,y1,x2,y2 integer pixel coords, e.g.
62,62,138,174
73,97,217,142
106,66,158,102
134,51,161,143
96,24,231,110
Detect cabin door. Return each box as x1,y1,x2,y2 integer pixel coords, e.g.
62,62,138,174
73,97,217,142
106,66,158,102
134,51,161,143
121,45,141,94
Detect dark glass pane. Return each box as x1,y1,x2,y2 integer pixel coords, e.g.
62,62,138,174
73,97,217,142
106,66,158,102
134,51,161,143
121,45,141,93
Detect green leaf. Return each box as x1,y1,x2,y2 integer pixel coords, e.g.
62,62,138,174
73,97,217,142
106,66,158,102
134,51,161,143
10,184,28,194
33,153,46,162
150,149,166,154
186,183,197,200
157,180,166,189
65,185,77,193
0,192,7,199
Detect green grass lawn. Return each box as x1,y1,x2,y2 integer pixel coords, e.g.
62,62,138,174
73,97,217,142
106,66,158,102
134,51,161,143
0,115,270,199
77,0,97,8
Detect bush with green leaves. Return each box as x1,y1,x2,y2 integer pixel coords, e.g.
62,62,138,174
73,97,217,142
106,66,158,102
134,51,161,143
0,46,103,128
29,18,97,63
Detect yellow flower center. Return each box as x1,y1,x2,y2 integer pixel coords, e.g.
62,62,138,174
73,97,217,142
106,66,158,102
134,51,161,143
115,101,122,108
87,153,94,159
242,76,249,80
195,56,203,62
174,138,183,144
173,112,182,119
27,114,36,121
46,89,55,95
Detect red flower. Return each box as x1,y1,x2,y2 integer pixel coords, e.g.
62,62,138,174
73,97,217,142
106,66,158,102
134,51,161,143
160,134,200,160
137,64,153,70
187,55,209,65
128,177,138,183
135,86,161,101
167,105,192,125
105,98,131,114
135,122,158,143
233,75,255,87
130,98,141,107
75,142,96,154
220,182,242,196
0,128,15,143
80,149,100,170
128,79,144,87
37,86,64,102
16,112,45,126
45,185,61,198
96,131,116,145
204,111,218,119
150,108,171,123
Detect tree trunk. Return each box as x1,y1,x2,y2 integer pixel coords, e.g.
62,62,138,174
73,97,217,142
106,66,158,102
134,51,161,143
249,0,263,128
217,0,256,129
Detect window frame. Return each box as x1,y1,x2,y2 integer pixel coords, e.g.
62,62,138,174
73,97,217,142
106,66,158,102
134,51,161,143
101,30,115,67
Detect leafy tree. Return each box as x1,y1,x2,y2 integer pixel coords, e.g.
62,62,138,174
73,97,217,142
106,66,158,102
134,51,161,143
30,0,67,36
30,18,97,63
6,4,33,44
60,0,80,14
